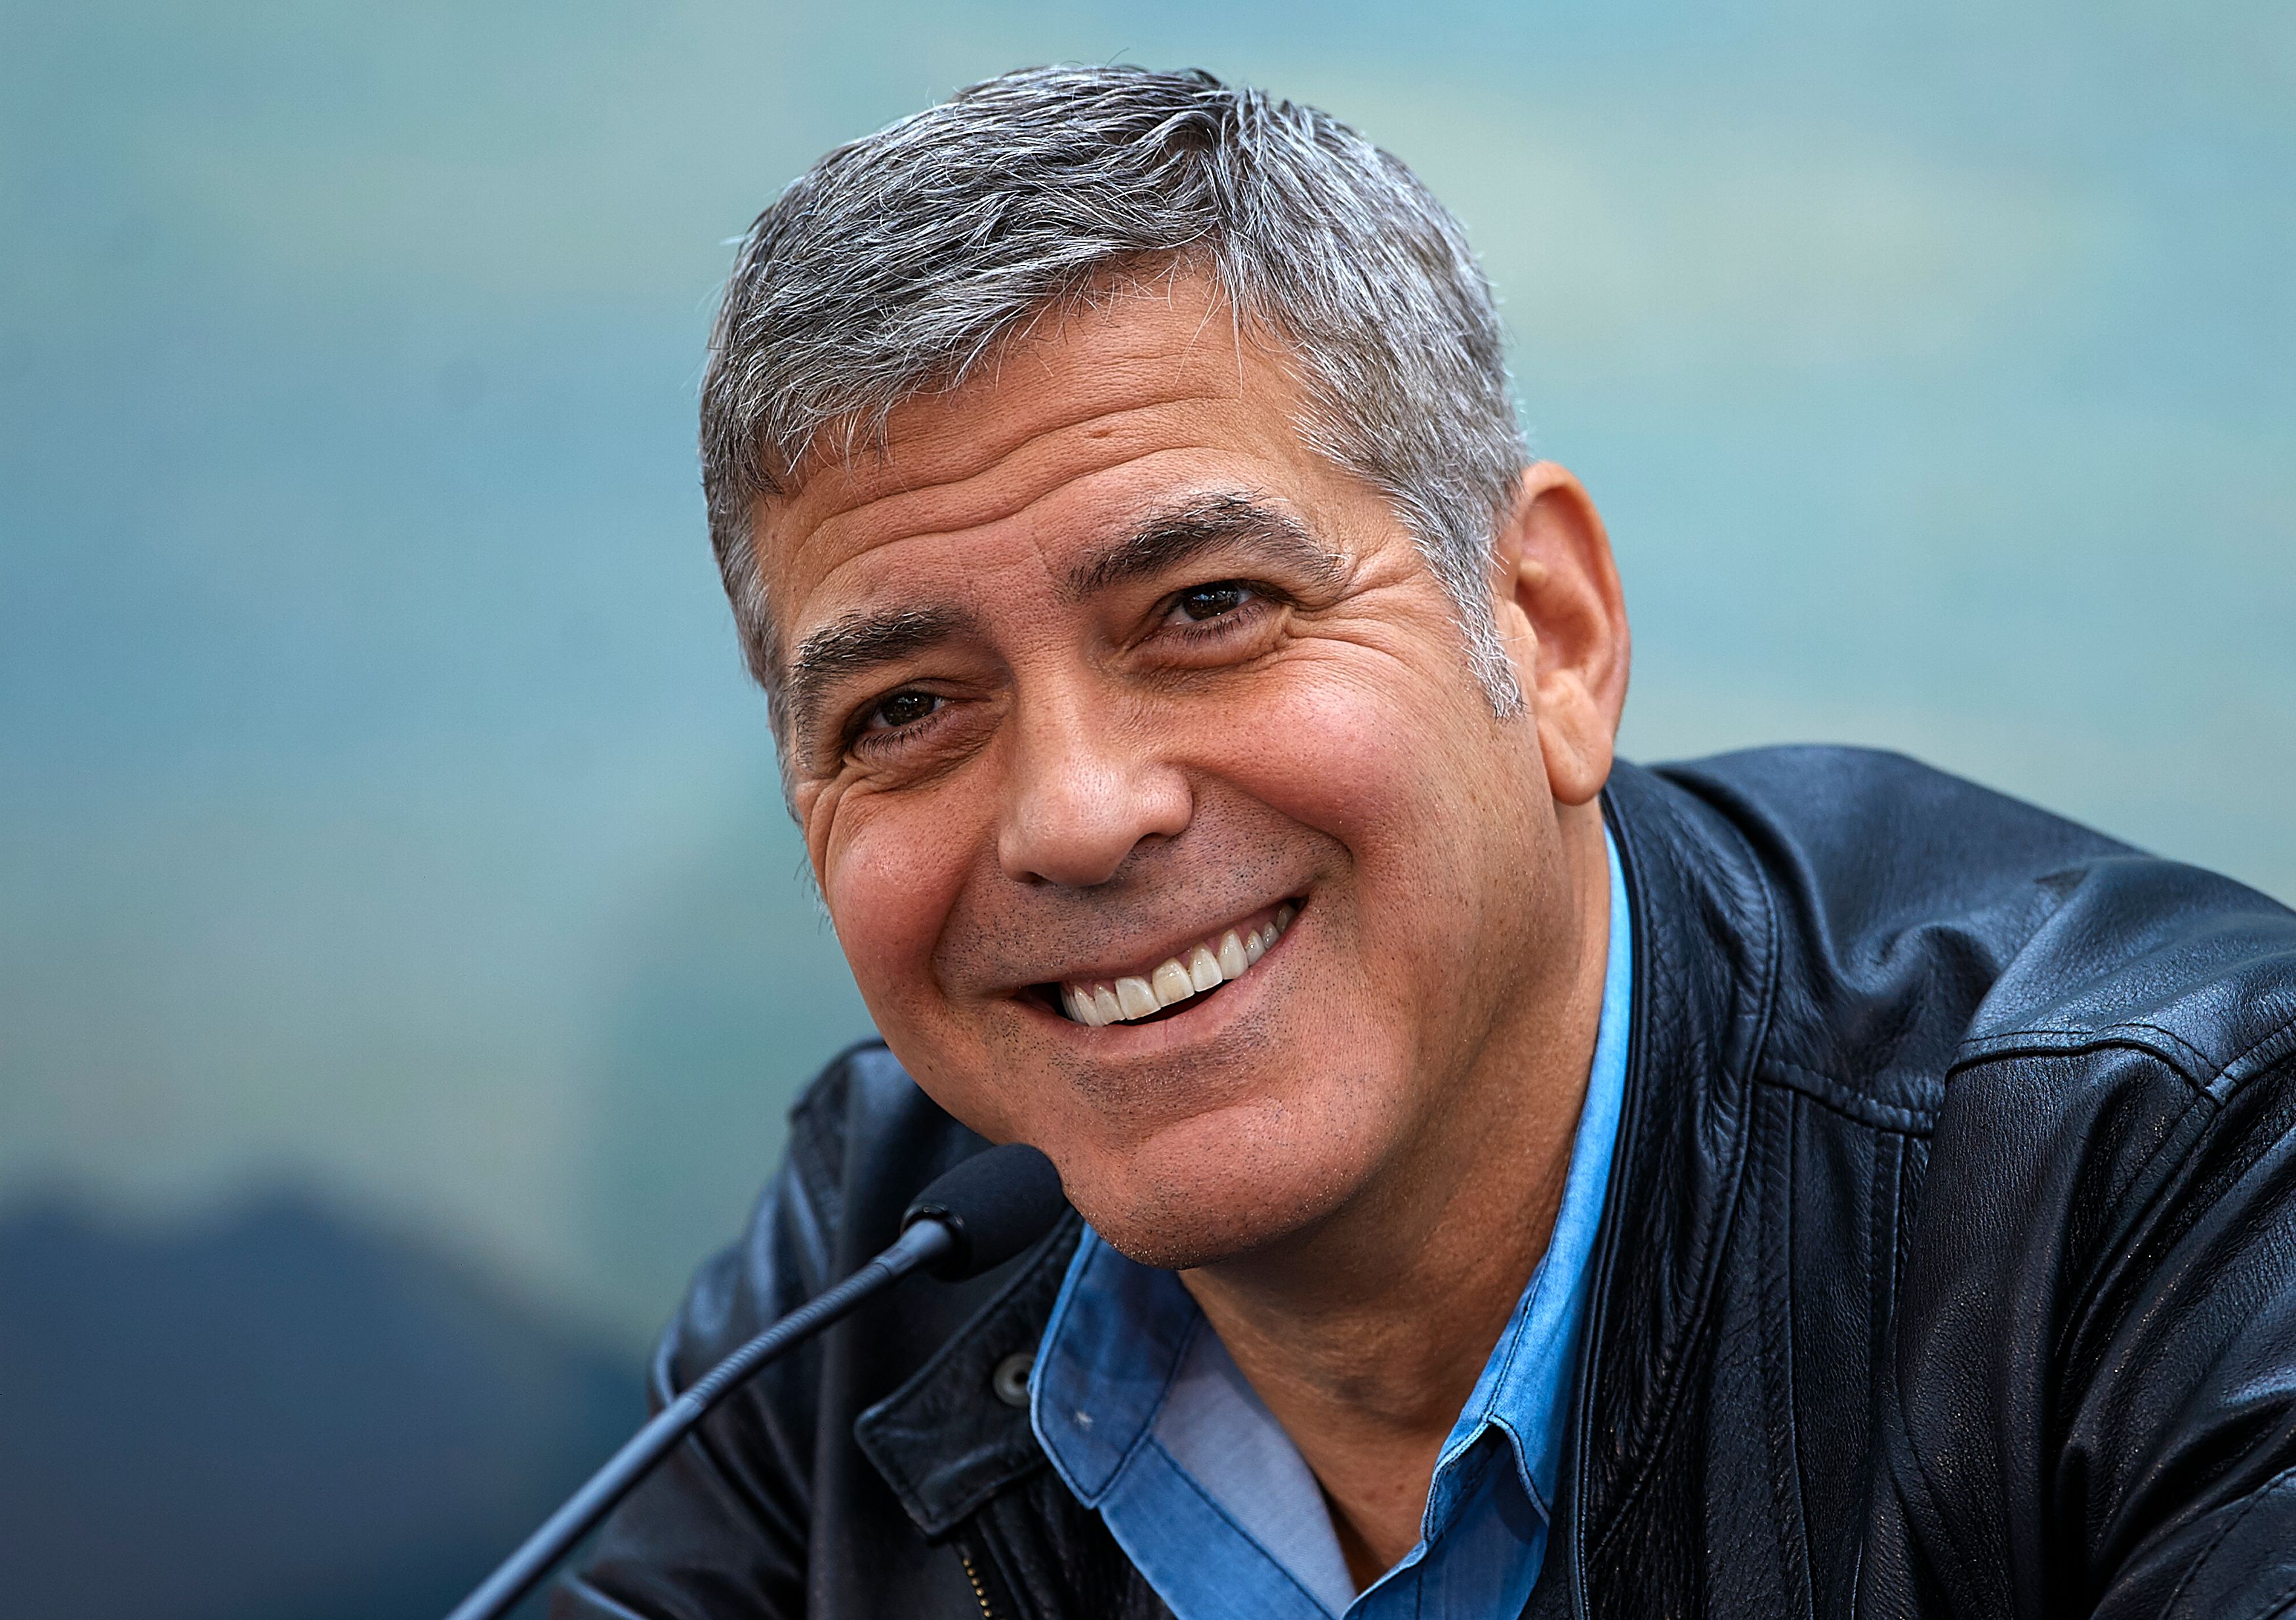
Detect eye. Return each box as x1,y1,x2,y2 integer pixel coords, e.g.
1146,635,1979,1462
861,689,941,733
1171,582,1253,622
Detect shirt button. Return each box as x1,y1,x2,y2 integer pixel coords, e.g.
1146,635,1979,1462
991,1350,1033,1409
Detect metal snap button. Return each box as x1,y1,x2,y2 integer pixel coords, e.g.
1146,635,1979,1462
991,1350,1033,1409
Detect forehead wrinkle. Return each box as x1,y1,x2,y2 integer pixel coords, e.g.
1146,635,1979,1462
781,388,1242,578
784,439,1261,655
839,264,1252,500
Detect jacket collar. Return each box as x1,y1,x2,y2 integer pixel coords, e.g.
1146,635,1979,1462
855,759,1774,1562
853,1212,1083,1536
1551,761,1776,1590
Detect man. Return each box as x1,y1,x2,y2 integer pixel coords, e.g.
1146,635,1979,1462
561,65,2296,1619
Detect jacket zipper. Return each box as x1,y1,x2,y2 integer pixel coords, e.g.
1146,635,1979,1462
957,1549,1000,1620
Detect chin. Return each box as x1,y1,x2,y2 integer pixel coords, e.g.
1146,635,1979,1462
1057,1112,1380,1272
1082,1200,1309,1272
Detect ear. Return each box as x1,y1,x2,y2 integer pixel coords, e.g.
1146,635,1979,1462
1489,463,1631,807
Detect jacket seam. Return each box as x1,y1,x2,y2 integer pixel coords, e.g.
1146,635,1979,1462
1950,1025,2214,1092
1886,1389,1991,1606
2219,1007,2296,1088
1760,1059,1937,1137
1765,1088,1818,1617
2051,1076,2224,1391
1842,1127,1896,1620
2159,1461,2296,1615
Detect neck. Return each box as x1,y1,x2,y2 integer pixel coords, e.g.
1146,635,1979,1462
1178,805,1612,1585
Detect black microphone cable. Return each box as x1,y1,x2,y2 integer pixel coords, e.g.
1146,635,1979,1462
442,1141,1068,1620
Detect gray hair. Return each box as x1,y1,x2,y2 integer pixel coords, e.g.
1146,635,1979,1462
701,64,1530,741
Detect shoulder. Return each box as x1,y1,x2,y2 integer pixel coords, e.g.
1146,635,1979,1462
661,1039,985,1382
1645,744,2139,952
1620,744,2296,1116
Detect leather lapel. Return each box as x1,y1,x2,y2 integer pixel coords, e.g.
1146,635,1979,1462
1547,761,1778,1605
853,1213,1084,1537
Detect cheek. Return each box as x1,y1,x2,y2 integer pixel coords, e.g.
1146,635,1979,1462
819,797,974,1015
1232,658,1493,868
1216,655,1550,1043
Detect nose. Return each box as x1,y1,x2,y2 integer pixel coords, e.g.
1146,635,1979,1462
996,689,1192,888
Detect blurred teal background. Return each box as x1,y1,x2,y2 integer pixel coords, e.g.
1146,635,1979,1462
2,2,2289,1615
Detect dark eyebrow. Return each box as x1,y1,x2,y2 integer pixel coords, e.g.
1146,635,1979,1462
783,604,975,750
1067,493,1346,599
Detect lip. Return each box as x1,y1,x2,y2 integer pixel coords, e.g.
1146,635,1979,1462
1019,896,1302,1043
1030,898,1298,994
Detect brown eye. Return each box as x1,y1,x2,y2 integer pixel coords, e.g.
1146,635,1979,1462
865,690,941,731
1176,582,1250,622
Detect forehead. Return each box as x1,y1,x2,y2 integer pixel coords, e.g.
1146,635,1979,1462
754,277,1336,651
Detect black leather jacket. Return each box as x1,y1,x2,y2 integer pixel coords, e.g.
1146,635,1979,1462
559,748,2296,1619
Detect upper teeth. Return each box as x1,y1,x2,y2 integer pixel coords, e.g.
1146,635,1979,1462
1062,905,1295,1026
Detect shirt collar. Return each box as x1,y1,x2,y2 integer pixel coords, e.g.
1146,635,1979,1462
1428,825,1634,1523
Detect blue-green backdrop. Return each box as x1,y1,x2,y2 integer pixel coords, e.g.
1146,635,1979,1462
2,3,2289,1615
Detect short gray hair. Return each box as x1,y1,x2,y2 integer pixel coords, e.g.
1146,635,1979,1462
701,64,1529,739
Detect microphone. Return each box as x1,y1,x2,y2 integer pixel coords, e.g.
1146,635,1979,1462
442,1142,1069,1620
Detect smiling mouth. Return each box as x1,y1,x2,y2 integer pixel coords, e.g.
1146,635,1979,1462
1038,901,1299,1027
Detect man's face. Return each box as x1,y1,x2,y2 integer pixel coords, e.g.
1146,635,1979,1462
762,274,1612,1268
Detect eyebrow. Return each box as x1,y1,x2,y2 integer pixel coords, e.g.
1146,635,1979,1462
782,495,1343,753
1066,493,1346,599
784,604,975,750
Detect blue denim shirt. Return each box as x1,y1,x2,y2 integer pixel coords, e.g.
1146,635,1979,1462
1030,830,1633,1619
